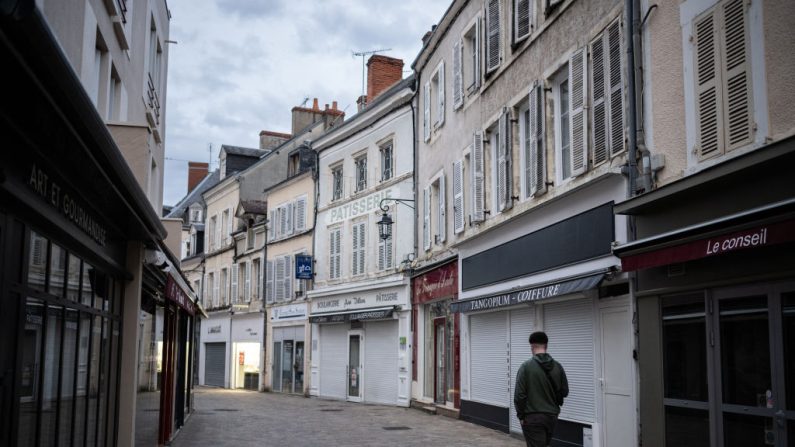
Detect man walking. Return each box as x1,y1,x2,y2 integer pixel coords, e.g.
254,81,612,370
514,331,569,447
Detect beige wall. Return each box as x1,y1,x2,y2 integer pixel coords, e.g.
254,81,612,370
203,177,240,309
160,217,182,259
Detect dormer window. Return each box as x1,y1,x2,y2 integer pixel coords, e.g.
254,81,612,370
190,206,203,223
289,153,300,176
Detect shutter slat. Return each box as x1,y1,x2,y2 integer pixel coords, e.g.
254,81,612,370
231,264,238,304
569,48,588,176
502,108,513,211
515,0,531,41
534,84,546,196
453,160,464,234
472,131,485,222
591,33,608,166
486,0,501,72
474,18,482,87
453,40,463,109
266,260,273,303
722,0,752,150
607,20,625,157
695,12,721,159
283,256,292,301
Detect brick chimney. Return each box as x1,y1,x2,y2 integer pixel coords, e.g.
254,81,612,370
259,130,291,151
366,55,404,104
187,162,209,193
291,97,345,134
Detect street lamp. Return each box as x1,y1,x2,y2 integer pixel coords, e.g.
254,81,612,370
377,198,414,241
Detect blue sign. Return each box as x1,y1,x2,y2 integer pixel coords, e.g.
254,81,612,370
295,255,313,279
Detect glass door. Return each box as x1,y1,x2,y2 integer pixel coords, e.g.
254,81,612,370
294,341,304,394
347,332,362,402
272,341,281,392
281,340,294,394
434,318,446,403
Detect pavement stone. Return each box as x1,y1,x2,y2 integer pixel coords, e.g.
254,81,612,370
171,387,525,447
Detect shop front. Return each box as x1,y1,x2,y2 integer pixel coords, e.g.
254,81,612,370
614,140,795,447
268,302,309,395
230,312,263,391
309,284,411,407
410,259,460,412
200,316,230,387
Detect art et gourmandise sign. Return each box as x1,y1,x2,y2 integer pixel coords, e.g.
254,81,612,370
412,260,458,304
166,274,196,315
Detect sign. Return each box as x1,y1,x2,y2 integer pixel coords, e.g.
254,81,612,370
239,352,245,366
295,255,313,279
272,303,307,320
450,273,604,313
619,219,795,272
310,287,407,313
166,274,196,315
412,261,458,304
325,188,393,225
208,325,222,334
309,308,394,323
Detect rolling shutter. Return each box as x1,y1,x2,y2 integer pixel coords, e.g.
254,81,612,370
364,320,399,405
204,343,226,387
544,298,595,423
486,0,501,73
423,188,431,250
423,82,431,142
469,311,509,407
527,81,546,197
438,174,446,243
509,307,535,434
453,39,464,109
265,260,273,303
471,131,485,223
231,264,238,304
319,324,347,399
437,61,445,126
568,47,588,176
695,11,721,160
453,160,465,234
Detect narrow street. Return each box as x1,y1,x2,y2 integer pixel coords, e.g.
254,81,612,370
172,388,524,447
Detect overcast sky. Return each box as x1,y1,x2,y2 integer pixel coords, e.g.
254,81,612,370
163,0,452,206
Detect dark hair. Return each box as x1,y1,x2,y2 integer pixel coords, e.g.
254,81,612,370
529,331,548,345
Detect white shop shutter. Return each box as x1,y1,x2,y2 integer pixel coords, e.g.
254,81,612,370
606,20,625,157
568,47,588,177
527,81,546,197
204,342,226,387
245,261,252,302
486,0,501,73
695,10,721,160
231,264,239,304
509,306,535,434
319,324,347,399
453,160,464,234
453,39,463,109
295,197,307,231
437,61,445,126
275,257,285,301
364,320,399,405
543,298,595,423
471,131,485,223
438,174,446,243
590,32,609,167
721,0,752,152
423,187,431,250
265,260,273,303
423,82,431,142
469,311,509,407
514,0,531,42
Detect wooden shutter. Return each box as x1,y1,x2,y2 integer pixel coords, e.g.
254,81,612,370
438,61,445,126
474,17,482,87
357,223,366,274
265,260,273,303
569,47,588,176
231,264,238,304
486,0,500,72
695,10,721,160
286,202,294,236
352,222,360,275
334,228,341,279
501,108,513,211
227,207,233,242
590,32,608,166
438,174,446,243
721,0,752,151
245,261,252,302
202,273,208,306
528,82,546,197
275,257,285,301
268,210,275,241
514,0,531,42
453,40,463,109
606,20,625,157
213,271,219,307
453,160,465,234
295,197,307,231
471,131,485,223
423,187,431,250
423,82,431,142
283,255,292,301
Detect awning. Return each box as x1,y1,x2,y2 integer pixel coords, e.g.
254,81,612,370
451,272,605,313
165,274,196,316
309,306,395,323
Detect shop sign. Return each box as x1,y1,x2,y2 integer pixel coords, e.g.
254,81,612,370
311,288,406,313
272,303,307,320
295,255,313,279
166,274,196,315
325,188,393,225
620,219,795,272
412,261,458,304
27,164,108,246
309,308,394,323
208,325,222,334
451,273,604,313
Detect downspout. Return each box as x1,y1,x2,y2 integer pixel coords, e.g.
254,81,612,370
409,78,418,264
261,203,268,392
625,0,639,203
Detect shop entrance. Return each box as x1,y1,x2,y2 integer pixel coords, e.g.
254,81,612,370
347,331,363,402
232,343,260,391
434,318,446,403
272,340,303,394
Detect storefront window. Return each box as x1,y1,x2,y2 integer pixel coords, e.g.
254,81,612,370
719,295,770,407
782,292,794,411
664,406,709,447
662,293,707,401
48,243,66,297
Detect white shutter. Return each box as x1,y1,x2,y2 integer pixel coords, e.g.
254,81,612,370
245,261,252,302
227,207,233,241
422,187,431,250
423,82,431,142
514,0,531,42
438,174,446,243
213,271,219,307
363,321,399,405
231,264,239,304
384,231,393,269
357,223,366,275
275,257,285,301
453,160,464,234
721,0,752,151
486,0,501,73
334,228,341,279
378,233,385,271
283,255,292,301
568,47,588,177
695,11,721,160
202,273,208,306
215,214,221,249
352,223,360,275
606,20,625,157
203,224,209,253
438,61,445,126
268,210,276,241
590,31,609,167
453,39,463,109
509,307,535,434
469,311,509,407
329,228,341,279
499,108,513,211
528,82,546,197
471,131,485,223
295,197,307,231
286,202,294,236
544,298,595,423
474,17,482,88
265,260,274,303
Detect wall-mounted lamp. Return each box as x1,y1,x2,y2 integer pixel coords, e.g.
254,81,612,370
377,197,414,241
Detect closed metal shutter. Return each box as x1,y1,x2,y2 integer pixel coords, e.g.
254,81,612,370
204,342,226,387
469,311,508,407
363,320,398,405
319,324,347,399
509,307,535,434
544,298,595,423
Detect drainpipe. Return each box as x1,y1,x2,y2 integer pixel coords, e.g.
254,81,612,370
625,0,639,203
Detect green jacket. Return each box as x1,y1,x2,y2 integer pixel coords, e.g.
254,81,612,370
513,353,569,419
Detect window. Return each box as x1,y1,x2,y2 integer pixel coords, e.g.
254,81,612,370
351,221,366,276
329,226,341,279
208,215,217,251
380,141,393,181
432,61,445,128
434,176,447,244
247,227,254,250
269,255,294,301
294,196,307,232
148,18,162,88
288,153,300,176
190,206,202,223
108,65,121,121
590,19,625,166
355,155,367,192
331,165,343,200
485,0,501,73
521,81,547,199
463,19,481,92
221,209,230,245
423,82,431,142
514,0,532,43
422,187,430,251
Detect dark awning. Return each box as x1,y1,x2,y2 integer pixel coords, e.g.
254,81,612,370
309,307,395,323
451,272,605,313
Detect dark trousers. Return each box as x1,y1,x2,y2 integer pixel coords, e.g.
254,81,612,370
520,413,557,447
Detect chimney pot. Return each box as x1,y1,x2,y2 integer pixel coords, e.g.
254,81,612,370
332,101,338,110
312,98,319,110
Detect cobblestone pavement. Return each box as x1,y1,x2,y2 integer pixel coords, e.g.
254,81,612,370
172,387,524,447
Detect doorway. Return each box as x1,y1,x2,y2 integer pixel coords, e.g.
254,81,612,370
347,331,363,402
272,340,302,394
434,318,446,404
598,298,635,447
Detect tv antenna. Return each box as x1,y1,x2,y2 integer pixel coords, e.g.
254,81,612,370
352,48,391,103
